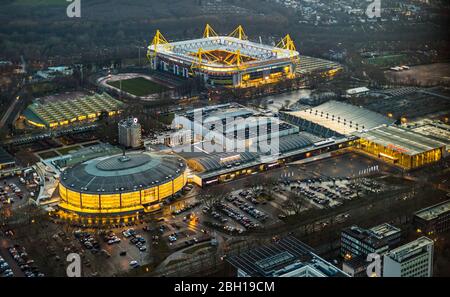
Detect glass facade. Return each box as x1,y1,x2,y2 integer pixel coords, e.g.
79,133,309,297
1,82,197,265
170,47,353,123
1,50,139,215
58,171,187,215
356,138,443,169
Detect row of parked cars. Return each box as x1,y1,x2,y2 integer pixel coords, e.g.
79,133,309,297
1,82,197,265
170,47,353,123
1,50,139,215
8,245,44,277
123,228,147,251
215,202,260,230
172,201,201,216
0,256,13,277
0,183,23,205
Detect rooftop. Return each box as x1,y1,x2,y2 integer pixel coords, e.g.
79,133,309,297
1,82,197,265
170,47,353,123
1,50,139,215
369,223,402,239
285,100,393,136
60,152,186,194
343,223,401,248
414,200,450,221
384,237,433,263
0,147,15,165
227,236,347,277
23,93,123,127
296,55,342,74
354,125,446,156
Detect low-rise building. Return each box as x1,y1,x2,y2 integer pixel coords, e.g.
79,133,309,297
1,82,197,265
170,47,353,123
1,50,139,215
227,236,348,277
414,200,450,235
0,147,15,171
383,237,434,277
341,223,401,259
341,223,401,277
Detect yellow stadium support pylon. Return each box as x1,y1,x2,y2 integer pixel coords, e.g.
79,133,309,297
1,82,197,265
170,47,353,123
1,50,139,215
228,25,247,40
203,24,219,38
147,30,172,60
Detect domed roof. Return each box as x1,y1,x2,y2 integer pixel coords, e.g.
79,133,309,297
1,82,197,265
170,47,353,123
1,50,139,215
60,152,186,194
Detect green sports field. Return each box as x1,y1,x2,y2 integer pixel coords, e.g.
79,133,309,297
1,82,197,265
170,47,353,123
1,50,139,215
107,77,168,97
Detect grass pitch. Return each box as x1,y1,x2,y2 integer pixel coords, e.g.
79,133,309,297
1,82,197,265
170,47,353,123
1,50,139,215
107,77,168,96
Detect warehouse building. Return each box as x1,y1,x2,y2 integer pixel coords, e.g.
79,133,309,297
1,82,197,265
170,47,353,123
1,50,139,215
184,134,351,187
280,100,394,138
353,125,446,169
174,102,300,149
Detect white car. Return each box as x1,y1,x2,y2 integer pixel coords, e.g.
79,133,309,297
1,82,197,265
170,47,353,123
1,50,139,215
129,260,140,268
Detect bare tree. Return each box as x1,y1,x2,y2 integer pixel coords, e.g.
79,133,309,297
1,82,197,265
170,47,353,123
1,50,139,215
285,191,305,215
199,186,227,209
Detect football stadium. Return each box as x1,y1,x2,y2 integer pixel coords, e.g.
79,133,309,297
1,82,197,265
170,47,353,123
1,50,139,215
57,152,187,223
147,24,300,88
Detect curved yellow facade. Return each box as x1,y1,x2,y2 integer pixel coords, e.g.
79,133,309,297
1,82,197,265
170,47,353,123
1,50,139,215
58,171,187,215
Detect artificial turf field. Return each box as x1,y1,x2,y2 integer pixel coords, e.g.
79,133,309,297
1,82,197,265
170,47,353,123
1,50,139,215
107,77,168,96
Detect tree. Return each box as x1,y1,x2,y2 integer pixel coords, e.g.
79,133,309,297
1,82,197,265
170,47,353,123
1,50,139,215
285,191,305,215
198,186,227,209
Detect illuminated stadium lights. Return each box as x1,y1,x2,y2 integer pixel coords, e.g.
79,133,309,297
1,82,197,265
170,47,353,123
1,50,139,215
147,24,300,88
58,152,187,221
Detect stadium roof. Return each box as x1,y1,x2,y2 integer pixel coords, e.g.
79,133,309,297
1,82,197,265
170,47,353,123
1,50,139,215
353,125,446,156
150,36,297,66
297,55,342,74
60,152,185,194
285,100,394,136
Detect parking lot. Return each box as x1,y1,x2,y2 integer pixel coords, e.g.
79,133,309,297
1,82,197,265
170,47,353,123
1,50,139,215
279,176,385,209
0,169,40,210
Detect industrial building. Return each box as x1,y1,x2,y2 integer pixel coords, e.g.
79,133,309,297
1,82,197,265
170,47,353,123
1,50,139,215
353,125,446,169
174,102,300,148
57,152,187,223
227,236,348,277
184,134,351,187
383,237,434,277
118,118,142,148
147,24,299,88
23,93,123,129
281,100,394,138
410,120,450,152
173,102,353,186
414,200,450,235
